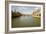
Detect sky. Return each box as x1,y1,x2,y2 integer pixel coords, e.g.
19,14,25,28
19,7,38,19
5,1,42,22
11,6,39,14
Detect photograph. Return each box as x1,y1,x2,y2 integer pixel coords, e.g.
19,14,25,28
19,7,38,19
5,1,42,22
8,3,44,32
11,6,41,28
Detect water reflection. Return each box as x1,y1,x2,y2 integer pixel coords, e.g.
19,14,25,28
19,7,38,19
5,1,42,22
12,16,40,28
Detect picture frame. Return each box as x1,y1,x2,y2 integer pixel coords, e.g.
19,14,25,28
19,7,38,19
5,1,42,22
5,1,45,34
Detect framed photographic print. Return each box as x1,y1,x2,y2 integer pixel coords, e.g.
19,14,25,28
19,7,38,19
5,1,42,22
5,1,45,33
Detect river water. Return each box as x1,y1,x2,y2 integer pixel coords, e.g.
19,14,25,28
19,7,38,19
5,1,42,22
12,16,40,28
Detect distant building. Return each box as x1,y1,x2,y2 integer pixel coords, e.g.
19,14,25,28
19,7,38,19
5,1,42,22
32,8,41,17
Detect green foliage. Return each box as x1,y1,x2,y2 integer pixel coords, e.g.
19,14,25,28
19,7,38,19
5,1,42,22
34,17,40,26
12,10,22,17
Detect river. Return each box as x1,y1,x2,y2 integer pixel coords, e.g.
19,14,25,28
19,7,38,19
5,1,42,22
12,16,40,28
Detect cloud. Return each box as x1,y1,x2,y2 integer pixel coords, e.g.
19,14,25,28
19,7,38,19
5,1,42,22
11,6,40,14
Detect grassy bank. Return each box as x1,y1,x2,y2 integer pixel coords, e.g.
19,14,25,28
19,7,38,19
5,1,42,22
33,17,41,26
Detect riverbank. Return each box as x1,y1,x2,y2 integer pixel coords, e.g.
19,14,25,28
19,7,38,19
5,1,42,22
32,15,40,18
33,16,41,26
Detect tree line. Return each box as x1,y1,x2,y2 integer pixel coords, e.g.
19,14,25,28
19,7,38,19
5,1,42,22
11,10,22,18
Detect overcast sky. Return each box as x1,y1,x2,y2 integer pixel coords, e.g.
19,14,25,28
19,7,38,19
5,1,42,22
11,6,39,14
